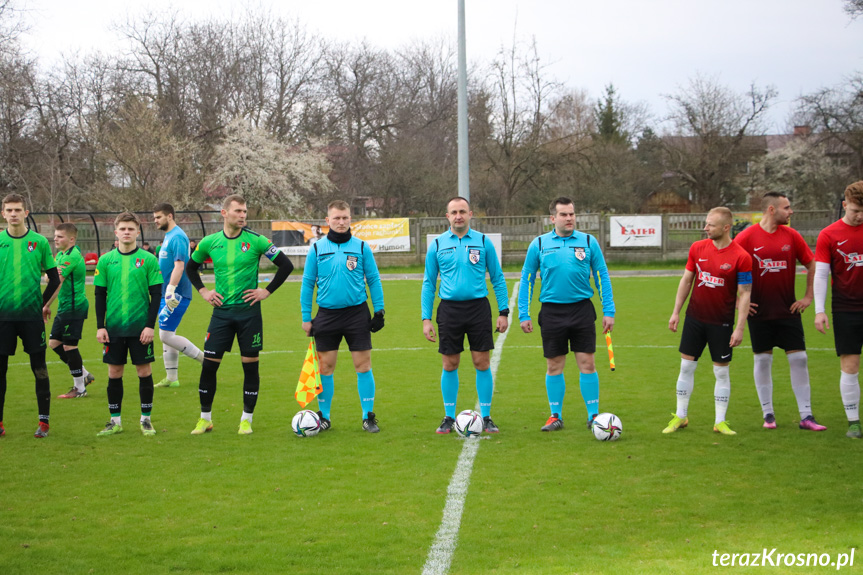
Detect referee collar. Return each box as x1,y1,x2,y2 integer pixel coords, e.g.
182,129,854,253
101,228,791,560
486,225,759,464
445,227,474,240
551,229,579,240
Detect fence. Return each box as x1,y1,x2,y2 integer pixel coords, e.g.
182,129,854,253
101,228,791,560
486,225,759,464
22,210,834,268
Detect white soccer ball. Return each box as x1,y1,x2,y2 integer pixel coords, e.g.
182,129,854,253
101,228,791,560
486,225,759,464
291,410,321,438
592,412,622,441
454,410,483,437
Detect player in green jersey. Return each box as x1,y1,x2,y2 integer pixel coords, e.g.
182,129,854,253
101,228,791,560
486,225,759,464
93,212,163,437
0,193,61,438
186,194,294,435
41,223,96,399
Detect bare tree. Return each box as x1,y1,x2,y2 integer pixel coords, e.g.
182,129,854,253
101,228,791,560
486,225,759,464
472,38,568,214
797,73,863,181
845,0,863,19
661,75,777,208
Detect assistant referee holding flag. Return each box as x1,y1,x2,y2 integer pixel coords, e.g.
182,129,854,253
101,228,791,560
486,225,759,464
422,196,509,434
519,197,615,432
301,200,385,433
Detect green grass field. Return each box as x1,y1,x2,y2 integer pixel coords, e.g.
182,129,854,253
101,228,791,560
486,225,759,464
0,277,860,575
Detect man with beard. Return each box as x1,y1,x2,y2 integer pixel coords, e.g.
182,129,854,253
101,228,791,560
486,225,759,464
735,192,825,431
152,203,204,388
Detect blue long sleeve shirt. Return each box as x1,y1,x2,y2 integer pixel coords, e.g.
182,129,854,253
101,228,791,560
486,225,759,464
518,230,615,322
421,228,509,320
301,236,384,322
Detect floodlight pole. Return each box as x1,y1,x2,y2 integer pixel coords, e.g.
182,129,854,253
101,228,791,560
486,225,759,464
457,0,469,202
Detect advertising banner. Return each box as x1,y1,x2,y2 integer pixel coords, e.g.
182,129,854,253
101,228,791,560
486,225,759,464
272,218,410,255
609,216,662,247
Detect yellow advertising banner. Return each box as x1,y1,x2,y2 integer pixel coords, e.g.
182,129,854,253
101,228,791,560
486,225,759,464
272,218,410,255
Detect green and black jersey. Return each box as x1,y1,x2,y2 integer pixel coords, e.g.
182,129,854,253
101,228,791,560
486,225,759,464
0,229,56,321
94,247,162,336
191,228,279,314
55,245,89,320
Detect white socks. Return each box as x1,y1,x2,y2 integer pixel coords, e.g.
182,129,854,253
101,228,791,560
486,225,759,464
753,353,773,416
788,352,812,419
675,359,697,418
840,371,860,421
163,347,179,382
713,364,731,424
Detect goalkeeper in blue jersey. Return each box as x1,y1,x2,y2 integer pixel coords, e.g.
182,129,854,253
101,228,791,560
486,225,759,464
300,200,385,433
421,197,510,435
518,197,615,433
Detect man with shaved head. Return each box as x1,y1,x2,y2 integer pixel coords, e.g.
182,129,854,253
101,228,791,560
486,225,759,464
664,207,752,436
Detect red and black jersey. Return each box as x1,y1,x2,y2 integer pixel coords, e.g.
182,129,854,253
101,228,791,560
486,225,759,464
815,219,863,312
685,239,753,326
735,224,813,321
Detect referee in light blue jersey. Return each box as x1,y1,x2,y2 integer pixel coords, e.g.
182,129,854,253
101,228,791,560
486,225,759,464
301,200,385,433
421,196,510,434
518,197,615,432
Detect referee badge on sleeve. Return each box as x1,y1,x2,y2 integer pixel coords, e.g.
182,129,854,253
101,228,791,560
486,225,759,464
469,249,480,264
346,255,358,270
574,247,586,261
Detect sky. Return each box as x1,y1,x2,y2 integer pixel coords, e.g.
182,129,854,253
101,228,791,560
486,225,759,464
18,0,863,133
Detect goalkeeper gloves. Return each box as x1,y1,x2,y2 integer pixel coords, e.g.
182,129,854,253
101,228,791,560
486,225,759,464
165,284,181,309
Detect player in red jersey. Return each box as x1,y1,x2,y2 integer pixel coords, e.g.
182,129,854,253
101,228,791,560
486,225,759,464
814,181,863,439
664,207,752,436
735,192,826,431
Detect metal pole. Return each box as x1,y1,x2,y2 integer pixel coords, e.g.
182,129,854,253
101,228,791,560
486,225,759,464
457,0,469,202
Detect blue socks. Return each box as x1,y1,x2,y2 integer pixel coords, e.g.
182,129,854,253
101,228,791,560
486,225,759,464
476,368,493,417
441,368,459,418
318,374,335,420
356,370,376,419
545,373,565,415
579,371,600,420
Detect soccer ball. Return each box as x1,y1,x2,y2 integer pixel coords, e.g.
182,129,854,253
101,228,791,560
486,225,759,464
454,410,483,437
592,412,623,441
291,410,321,437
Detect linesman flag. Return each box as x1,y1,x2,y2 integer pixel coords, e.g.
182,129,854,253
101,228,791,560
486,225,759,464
295,338,323,407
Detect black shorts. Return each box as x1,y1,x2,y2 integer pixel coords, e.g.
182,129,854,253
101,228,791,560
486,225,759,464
204,307,264,358
0,320,47,355
102,336,155,365
833,311,863,356
50,316,86,345
313,302,372,352
679,315,733,363
538,300,597,358
436,298,494,355
748,316,806,354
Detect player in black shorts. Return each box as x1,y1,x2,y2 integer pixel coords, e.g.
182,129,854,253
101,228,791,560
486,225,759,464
93,213,163,437
0,193,61,438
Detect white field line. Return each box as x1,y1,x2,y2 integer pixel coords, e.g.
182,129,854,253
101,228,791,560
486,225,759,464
11,345,839,369
420,282,520,575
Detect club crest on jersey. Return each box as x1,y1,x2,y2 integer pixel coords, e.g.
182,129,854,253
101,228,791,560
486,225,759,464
781,244,791,252
346,255,358,270
241,242,251,252
720,263,732,271
696,264,725,288
469,249,480,264
27,241,35,252
574,247,586,261
753,254,787,276
135,258,143,268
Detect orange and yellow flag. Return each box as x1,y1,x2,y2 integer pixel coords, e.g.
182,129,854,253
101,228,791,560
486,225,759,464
295,338,323,408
